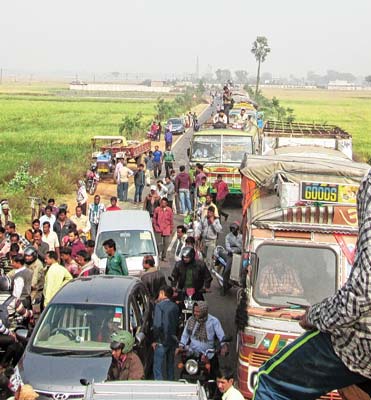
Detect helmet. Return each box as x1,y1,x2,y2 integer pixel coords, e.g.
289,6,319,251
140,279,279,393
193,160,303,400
230,221,240,234
181,246,195,263
0,276,11,292
110,330,135,354
24,246,38,264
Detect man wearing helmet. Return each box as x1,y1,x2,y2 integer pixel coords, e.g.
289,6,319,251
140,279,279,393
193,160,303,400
171,246,212,301
24,246,45,306
225,222,242,255
107,330,144,381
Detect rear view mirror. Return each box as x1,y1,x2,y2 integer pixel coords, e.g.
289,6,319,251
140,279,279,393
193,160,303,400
15,328,28,341
136,332,146,345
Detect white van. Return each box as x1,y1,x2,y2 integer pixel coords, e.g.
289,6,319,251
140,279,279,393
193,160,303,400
94,210,159,276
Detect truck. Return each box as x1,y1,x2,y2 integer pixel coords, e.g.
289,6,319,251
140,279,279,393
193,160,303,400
235,145,369,399
91,136,151,175
188,124,259,195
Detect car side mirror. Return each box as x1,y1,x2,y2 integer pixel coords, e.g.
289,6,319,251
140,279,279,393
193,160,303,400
15,328,28,341
187,148,190,157
80,379,90,386
242,252,258,285
136,332,146,345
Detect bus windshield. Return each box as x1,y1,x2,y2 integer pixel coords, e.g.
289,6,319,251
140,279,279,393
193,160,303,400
191,135,253,163
253,244,337,306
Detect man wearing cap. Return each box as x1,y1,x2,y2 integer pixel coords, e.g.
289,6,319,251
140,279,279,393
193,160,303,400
107,330,144,381
0,201,12,226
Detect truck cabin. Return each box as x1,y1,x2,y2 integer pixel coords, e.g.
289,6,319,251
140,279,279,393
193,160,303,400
261,121,353,159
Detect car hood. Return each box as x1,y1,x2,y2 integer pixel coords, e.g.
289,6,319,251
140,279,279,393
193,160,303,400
19,350,111,393
98,256,158,276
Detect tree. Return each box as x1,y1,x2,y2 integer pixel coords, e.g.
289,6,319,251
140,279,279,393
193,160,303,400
215,69,232,84
365,76,371,85
234,70,249,84
155,98,174,122
119,112,143,139
251,36,271,95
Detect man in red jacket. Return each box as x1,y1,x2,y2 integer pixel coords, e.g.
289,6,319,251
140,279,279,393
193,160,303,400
153,198,174,261
213,174,229,221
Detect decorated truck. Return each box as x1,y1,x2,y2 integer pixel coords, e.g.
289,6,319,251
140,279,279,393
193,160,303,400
235,146,369,399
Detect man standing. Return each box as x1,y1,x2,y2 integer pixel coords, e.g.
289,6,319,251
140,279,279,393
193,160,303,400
103,239,128,276
253,169,371,399
115,160,133,202
43,251,72,306
163,146,175,178
33,228,49,262
216,367,244,400
76,250,99,277
164,176,175,209
175,166,192,215
24,246,45,306
60,247,80,277
164,129,173,149
70,205,91,242
152,198,174,262
67,230,86,259
174,225,187,262
195,206,222,269
222,86,232,124
53,209,73,246
140,255,166,302
11,254,33,309
152,286,179,381
213,174,229,221
106,196,121,211
42,222,60,260
134,164,145,204
153,146,163,179
88,195,106,241
39,206,56,231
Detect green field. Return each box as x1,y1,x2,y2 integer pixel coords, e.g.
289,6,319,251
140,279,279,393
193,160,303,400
0,84,156,220
262,88,371,162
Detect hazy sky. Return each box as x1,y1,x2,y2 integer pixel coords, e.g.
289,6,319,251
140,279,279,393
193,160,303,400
2,0,370,78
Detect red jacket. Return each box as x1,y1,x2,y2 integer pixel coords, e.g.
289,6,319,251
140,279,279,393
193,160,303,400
213,180,229,201
153,206,174,236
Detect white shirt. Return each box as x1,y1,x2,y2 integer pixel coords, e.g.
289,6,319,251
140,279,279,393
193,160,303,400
222,386,245,400
13,266,26,299
42,231,59,250
40,214,56,230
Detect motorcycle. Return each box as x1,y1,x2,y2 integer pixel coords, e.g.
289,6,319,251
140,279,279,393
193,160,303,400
147,130,158,141
178,336,231,399
86,171,100,195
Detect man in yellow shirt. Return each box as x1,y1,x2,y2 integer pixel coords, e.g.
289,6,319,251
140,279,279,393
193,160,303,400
43,250,72,307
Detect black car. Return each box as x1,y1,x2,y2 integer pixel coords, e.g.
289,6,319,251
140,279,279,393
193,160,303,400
17,276,152,400
166,118,186,135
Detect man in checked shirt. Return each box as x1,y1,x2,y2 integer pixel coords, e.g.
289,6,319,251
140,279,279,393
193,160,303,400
253,169,371,400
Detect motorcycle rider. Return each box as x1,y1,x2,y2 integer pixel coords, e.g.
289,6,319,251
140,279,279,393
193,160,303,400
0,276,33,368
171,247,212,301
23,247,45,307
11,254,33,310
107,330,144,381
225,222,242,255
177,301,228,379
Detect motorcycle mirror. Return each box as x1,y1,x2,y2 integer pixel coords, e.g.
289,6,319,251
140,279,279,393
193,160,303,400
80,379,89,386
15,329,28,341
136,332,146,345
221,335,232,343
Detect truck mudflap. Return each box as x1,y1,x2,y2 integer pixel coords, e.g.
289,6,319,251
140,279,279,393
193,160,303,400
237,331,342,399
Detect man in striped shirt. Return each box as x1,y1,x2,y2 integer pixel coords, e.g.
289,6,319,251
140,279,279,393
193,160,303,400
253,168,371,400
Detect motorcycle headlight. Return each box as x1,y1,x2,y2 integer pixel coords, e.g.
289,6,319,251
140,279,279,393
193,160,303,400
185,359,199,375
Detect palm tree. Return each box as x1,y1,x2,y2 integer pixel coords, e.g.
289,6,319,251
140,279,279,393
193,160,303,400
251,36,271,95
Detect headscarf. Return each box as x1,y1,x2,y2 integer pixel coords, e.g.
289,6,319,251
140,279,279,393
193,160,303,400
186,301,209,342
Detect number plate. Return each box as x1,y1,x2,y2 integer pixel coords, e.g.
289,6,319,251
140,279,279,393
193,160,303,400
300,182,358,204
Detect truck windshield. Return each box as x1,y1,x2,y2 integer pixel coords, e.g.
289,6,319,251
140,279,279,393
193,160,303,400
191,135,221,162
253,244,337,306
222,136,253,162
32,304,124,352
95,230,156,258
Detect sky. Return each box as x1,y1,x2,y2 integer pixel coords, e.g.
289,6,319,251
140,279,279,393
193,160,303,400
2,0,371,79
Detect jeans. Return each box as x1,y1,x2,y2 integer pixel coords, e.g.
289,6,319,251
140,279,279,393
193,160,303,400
153,162,162,178
203,239,216,269
134,184,144,202
253,331,368,400
153,344,175,380
164,162,173,178
178,189,192,214
117,181,129,201
90,223,99,241
155,233,170,260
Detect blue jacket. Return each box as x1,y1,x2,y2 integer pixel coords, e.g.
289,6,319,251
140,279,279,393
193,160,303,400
153,299,179,347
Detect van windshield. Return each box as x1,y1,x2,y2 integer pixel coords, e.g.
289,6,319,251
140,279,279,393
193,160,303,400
253,244,337,306
96,230,156,259
32,304,124,352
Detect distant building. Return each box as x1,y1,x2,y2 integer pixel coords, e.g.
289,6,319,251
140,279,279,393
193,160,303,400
69,83,172,93
327,80,357,90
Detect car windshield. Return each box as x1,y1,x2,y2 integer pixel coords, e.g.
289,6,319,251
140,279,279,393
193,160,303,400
191,135,221,162
253,244,337,306
32,304,124,352
168,119,182,125
96,230,156,258
222,136,253,162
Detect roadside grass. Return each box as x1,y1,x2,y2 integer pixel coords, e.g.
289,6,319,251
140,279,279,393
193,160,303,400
262,88,371,162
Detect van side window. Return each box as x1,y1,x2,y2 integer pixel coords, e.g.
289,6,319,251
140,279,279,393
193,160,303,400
128,298,141,335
